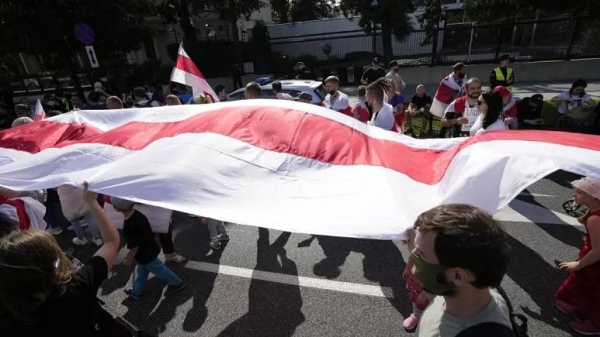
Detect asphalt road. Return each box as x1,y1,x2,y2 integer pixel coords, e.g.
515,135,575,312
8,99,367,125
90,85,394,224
54,170,588,337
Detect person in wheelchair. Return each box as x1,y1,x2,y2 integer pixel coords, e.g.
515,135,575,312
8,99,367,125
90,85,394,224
551,79,597,132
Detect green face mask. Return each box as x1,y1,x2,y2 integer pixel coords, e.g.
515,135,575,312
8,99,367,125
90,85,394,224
410,251,456,295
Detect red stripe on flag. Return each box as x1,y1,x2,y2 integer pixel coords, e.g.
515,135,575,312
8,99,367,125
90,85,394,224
0,122,102,153
175,54,205,79
1,106,599,184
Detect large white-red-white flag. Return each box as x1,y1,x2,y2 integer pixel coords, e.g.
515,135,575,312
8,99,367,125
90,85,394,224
0,100,598,239
170,43,219,103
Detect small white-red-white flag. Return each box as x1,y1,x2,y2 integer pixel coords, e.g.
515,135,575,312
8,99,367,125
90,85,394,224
33,99,46,121
170,43,219,103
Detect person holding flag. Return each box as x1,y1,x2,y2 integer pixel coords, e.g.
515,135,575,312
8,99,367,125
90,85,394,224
430,63,468,118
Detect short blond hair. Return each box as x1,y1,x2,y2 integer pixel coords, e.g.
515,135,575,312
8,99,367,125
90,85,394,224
324,76,340,84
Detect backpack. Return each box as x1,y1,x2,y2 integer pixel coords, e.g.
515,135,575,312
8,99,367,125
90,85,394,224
456,287,528,337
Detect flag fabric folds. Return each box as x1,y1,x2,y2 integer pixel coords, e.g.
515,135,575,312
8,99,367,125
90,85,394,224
0,99,598,240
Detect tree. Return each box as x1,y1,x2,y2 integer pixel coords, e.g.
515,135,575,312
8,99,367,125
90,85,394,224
420,0,600,28
0,0,156,98
162,0,198,42
340,0,414,62
271,0,290,23
290,0,333,22
189,0,266,41
271,0,335,24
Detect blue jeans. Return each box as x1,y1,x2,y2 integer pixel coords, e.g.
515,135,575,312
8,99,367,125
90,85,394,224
132,257,183,296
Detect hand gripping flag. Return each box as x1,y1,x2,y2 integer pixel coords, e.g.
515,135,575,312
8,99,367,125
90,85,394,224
170,43,219,103
0,100,598,240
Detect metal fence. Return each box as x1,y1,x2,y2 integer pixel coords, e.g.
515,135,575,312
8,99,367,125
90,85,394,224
270,17,600,67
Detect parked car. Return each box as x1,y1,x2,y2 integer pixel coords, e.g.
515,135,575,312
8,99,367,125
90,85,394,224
227,80,326,105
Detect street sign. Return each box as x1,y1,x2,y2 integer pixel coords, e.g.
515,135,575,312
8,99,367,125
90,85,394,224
85,46,100,68
74,23,95,45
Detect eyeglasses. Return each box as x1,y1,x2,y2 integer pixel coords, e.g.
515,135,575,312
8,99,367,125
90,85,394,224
477,100,486,106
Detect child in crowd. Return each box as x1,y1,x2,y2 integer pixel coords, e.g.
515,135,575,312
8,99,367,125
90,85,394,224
111,197,185,300
353,86,370,123
402,227,430,331
202,217,230,250
555,176,600,335
57,185,102,246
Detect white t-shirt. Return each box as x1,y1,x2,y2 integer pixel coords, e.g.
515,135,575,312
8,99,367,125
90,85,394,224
368,103,395,130
461,104,481,132
276,92,294,101
556,92,593,114
470,115,507,136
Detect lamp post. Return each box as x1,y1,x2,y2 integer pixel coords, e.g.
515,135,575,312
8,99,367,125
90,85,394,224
371,0,378,58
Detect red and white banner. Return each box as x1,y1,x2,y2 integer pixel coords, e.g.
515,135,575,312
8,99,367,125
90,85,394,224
170,43,219,103
0,100,599,239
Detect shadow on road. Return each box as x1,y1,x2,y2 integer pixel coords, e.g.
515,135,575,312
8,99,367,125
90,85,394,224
312,235,411,318
516,189,585,249
505,234,575,334
218,228,305,337
118,212,224,335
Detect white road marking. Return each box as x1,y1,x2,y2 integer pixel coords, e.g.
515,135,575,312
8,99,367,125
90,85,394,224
185,260,394,299
495,199,580,226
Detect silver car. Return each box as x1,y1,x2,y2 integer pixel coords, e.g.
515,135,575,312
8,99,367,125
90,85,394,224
227,80,326,104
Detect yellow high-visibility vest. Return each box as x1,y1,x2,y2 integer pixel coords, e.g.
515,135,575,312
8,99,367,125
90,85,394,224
494,67,513,91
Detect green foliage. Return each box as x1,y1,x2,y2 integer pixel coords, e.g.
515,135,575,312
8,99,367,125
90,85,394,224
189,0,266,21
270,0,333,24
340,0,414,39
0,0,156,58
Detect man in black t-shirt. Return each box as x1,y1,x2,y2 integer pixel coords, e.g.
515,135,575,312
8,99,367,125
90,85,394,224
408,84,434,138
361,58,387,85
111,197,185,300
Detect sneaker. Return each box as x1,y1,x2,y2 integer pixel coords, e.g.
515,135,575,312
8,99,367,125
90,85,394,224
72,237,88,246
571,320,600,335
46,227,64,235
92,238,103,247
218,234,230,242
124,288,141,301
402,313,420,330
164,282,185,297
209,240,222,250
556,299,578,316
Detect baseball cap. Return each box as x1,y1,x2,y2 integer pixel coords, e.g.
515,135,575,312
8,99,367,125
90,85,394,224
389,60,398,67
110,197,136,211
372,57,380,65
499,54,510,62
493,85,511,98
572,176,600,200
